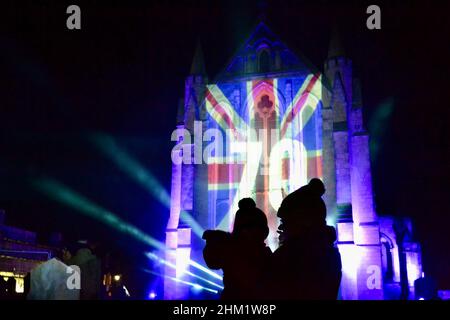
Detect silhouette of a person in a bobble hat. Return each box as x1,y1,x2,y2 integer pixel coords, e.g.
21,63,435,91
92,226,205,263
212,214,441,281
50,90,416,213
202,198,272,299
270,178,342,299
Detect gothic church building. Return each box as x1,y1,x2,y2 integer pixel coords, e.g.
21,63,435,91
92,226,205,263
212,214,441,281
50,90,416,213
165,22,422,300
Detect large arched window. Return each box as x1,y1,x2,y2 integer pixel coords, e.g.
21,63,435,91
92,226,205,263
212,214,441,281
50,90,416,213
380,233,395,282
259,50,270,73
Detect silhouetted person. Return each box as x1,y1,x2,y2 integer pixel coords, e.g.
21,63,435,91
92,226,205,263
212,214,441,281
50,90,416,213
270,178,341,299
0,277,6,299
203,198,272,299
64,240,102,300
23,272,31,299
5,277,16,299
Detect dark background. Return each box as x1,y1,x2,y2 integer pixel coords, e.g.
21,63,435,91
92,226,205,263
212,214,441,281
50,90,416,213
1,0,449,297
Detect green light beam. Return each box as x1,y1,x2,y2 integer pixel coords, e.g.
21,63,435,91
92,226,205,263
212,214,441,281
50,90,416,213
32,178,166,251
368,98,395,163
89,133,204,238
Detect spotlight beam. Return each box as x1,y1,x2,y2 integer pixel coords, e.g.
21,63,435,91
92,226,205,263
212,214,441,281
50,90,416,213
33,177,222,283
32,178,166,251
142,269,219,294
189,260,224,282
90,133,204,238
146,252,223,290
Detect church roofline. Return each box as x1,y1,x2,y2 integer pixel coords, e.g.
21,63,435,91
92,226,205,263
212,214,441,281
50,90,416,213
213,70,314,84
212,21,322,83
212,21,266,83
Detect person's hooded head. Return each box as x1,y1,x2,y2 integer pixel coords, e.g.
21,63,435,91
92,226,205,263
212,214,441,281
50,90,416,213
277,178,327,237
232,198,269,243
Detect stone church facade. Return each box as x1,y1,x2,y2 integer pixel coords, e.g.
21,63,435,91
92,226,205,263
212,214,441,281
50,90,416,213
165,22,422,300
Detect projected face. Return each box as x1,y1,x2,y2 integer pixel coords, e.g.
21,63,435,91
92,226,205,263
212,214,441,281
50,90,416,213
205,74,323,250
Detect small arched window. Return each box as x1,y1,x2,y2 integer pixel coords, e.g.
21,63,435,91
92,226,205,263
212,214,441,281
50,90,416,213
259,50,270,73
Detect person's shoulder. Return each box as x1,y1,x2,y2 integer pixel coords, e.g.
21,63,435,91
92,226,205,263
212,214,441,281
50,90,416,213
257,246,272,261
272,244,287,258
263,246,273,254
202,230,231,242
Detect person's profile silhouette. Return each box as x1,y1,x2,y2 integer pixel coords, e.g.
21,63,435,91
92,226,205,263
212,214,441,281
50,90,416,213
271,178,342,299
202,198,272,299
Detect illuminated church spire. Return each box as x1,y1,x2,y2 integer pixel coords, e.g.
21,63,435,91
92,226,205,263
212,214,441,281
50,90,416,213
190,40,207,76
328,26,346,59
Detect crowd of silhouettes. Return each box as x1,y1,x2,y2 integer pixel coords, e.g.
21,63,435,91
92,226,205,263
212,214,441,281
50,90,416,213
203,178,342,300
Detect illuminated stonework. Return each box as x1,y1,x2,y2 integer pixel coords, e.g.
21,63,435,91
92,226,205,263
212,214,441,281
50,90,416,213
165,22,422,300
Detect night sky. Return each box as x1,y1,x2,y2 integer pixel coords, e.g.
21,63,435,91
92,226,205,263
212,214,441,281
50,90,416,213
1,0,449,296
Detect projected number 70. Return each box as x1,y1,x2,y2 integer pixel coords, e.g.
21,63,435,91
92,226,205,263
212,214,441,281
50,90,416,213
172,74,322,250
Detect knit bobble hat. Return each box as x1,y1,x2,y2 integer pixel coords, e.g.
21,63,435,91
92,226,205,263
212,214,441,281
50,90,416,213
233,198,269,241
277,178,327,226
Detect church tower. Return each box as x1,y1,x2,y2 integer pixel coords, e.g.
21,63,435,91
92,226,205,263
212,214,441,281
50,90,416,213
324,28,384,300
165,42,209,299
165,21,423,300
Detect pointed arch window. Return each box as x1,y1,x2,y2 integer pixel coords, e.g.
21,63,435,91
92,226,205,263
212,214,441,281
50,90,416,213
259,50,270,73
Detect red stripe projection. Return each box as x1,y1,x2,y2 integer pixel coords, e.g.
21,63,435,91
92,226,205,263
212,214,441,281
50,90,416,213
208,163,245,185
307,155,323,179
251,79,275,109
206,90,237,133
281,155,323,181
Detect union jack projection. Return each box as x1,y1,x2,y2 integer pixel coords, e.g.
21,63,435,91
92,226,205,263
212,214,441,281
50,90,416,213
204,73,323,249
165,21,418,301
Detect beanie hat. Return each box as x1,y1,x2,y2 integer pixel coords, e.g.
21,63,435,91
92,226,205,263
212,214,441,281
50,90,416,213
277,178,327,226
233,198,269,241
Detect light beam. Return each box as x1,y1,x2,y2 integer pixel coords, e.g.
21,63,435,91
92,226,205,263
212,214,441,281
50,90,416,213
32,178,166,251
189,260,223,282
90,133,204,237
142,269,219,294
146,252,223,290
